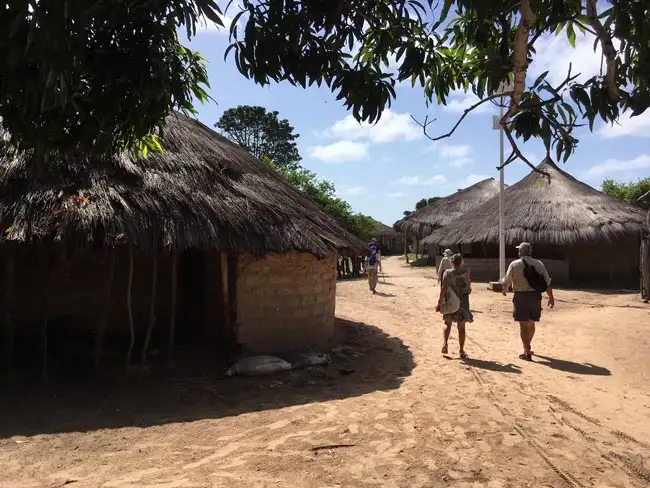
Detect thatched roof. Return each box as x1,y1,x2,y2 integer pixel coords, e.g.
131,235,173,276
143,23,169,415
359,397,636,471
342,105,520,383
423,159,646,247
0,113,365,257
370,219,397,237
393,178,501,235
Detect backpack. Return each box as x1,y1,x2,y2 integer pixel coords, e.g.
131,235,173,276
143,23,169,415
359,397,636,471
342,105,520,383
367,253,377,267
522,258,548,293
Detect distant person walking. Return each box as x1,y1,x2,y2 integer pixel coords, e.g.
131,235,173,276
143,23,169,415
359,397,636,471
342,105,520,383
436,253,473,358
367,240,382,294
502,242,555,361
438,249,454,283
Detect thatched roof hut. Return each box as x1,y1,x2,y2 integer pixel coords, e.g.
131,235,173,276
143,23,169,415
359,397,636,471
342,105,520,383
0,114,365,373
423,159,646,285
368,218,404,255
393,178,502,238
0,113,363,257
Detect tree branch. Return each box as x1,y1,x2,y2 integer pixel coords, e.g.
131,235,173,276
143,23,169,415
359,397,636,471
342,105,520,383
586,0,620,101
411,93,507,142
499,125,551,180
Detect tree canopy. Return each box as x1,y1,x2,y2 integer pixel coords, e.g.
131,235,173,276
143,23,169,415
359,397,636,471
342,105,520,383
602,177,650,210
263,157,375,239
227,0,649,172
2,0,649,170
403,196,442,216
0,1,221,157
216,105,301,169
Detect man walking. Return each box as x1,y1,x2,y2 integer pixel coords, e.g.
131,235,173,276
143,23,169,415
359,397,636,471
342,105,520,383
438,249,454,283
502,242,555,361
367,241,382,293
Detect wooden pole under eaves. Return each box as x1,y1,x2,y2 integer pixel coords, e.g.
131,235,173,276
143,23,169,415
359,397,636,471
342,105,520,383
167,252,178,359
39,246,51,378
94,248,116,368
3,245,15,373
125,248,135,369
220,252,229,331
140,256,158,367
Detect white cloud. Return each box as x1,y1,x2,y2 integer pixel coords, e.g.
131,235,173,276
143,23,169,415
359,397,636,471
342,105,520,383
464,174,492,186
583,154,650,178
448,157,474,168
310,141,369,163
443,90,494,115
531,30,616,86
395,175,447,186
599,110,650,139
197,11,242,35
337,185,365,197
387,192,407,198
437,143,471,158
321,110,422,143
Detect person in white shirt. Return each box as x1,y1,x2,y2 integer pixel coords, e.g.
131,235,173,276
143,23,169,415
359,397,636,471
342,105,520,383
438,249,453,283
502,242,555,361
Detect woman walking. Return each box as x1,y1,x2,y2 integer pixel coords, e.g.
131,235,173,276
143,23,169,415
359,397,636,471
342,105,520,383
436,253,473,358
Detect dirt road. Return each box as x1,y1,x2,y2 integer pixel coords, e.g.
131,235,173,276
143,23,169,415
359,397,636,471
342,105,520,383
1,257,650,487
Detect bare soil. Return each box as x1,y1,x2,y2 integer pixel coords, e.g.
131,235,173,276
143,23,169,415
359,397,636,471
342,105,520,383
1,256,650,488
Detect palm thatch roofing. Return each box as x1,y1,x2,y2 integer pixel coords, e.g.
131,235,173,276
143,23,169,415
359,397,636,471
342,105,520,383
424,159,646,247
0,113,365,258
393,178,502,235
370,219,397,236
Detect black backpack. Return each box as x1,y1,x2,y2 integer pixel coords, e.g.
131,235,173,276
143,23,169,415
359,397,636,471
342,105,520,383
522,258,548,293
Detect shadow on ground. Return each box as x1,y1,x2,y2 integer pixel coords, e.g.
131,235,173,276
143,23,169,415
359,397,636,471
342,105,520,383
534,355,611,376
0,318,414,438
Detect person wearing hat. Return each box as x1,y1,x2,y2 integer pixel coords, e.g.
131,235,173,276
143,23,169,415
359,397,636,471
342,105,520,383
366,240,382,293
502,242,555,361
438,249,454,283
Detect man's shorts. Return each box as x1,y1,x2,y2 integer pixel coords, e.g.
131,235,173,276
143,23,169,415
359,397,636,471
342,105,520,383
512,291,543,322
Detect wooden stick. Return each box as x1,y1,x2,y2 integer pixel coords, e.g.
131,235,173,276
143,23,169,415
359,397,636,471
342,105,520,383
39,246,51,378
94,248,116,367
220,252,229,332
4,245,15,373
167,252,177,359
140,256,158,367
125,248,135,369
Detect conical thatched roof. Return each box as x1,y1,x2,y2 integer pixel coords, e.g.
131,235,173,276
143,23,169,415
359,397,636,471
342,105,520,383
370,219,397,236
393,178,501,235
0,113,365,257
423,159,646,247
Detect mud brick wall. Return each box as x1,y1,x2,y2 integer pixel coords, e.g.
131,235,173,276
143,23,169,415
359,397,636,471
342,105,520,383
236,251,337,354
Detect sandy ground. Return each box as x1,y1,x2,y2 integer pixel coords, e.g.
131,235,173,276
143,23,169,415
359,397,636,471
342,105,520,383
1,256,650,488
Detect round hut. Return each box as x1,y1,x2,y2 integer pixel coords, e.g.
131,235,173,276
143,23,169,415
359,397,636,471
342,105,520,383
0,113,365,373
393,178,502,259
423,159,646,286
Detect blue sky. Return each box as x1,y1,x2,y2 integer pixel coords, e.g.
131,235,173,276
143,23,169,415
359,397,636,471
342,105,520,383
186,15,650,226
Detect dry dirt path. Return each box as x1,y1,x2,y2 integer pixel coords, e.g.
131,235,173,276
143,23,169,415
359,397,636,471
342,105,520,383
1,256,650,488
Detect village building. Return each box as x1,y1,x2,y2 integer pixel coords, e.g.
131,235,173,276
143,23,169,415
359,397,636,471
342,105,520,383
393,178,501,262
423,159,646,287
0,113,364,374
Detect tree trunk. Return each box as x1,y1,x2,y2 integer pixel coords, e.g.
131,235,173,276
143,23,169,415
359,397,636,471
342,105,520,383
94,248,116,368
140,256,158,367
125,248,135,368
167,253,177,359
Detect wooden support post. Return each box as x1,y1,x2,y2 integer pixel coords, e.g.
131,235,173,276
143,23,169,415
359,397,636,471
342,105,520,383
39,246,51,378
3,245,15,374
167,252,177,359
94,248,116,368
140,255,158,367
220,252,229,331
227,254,238,344
125,248,135,368
404,228,409,264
